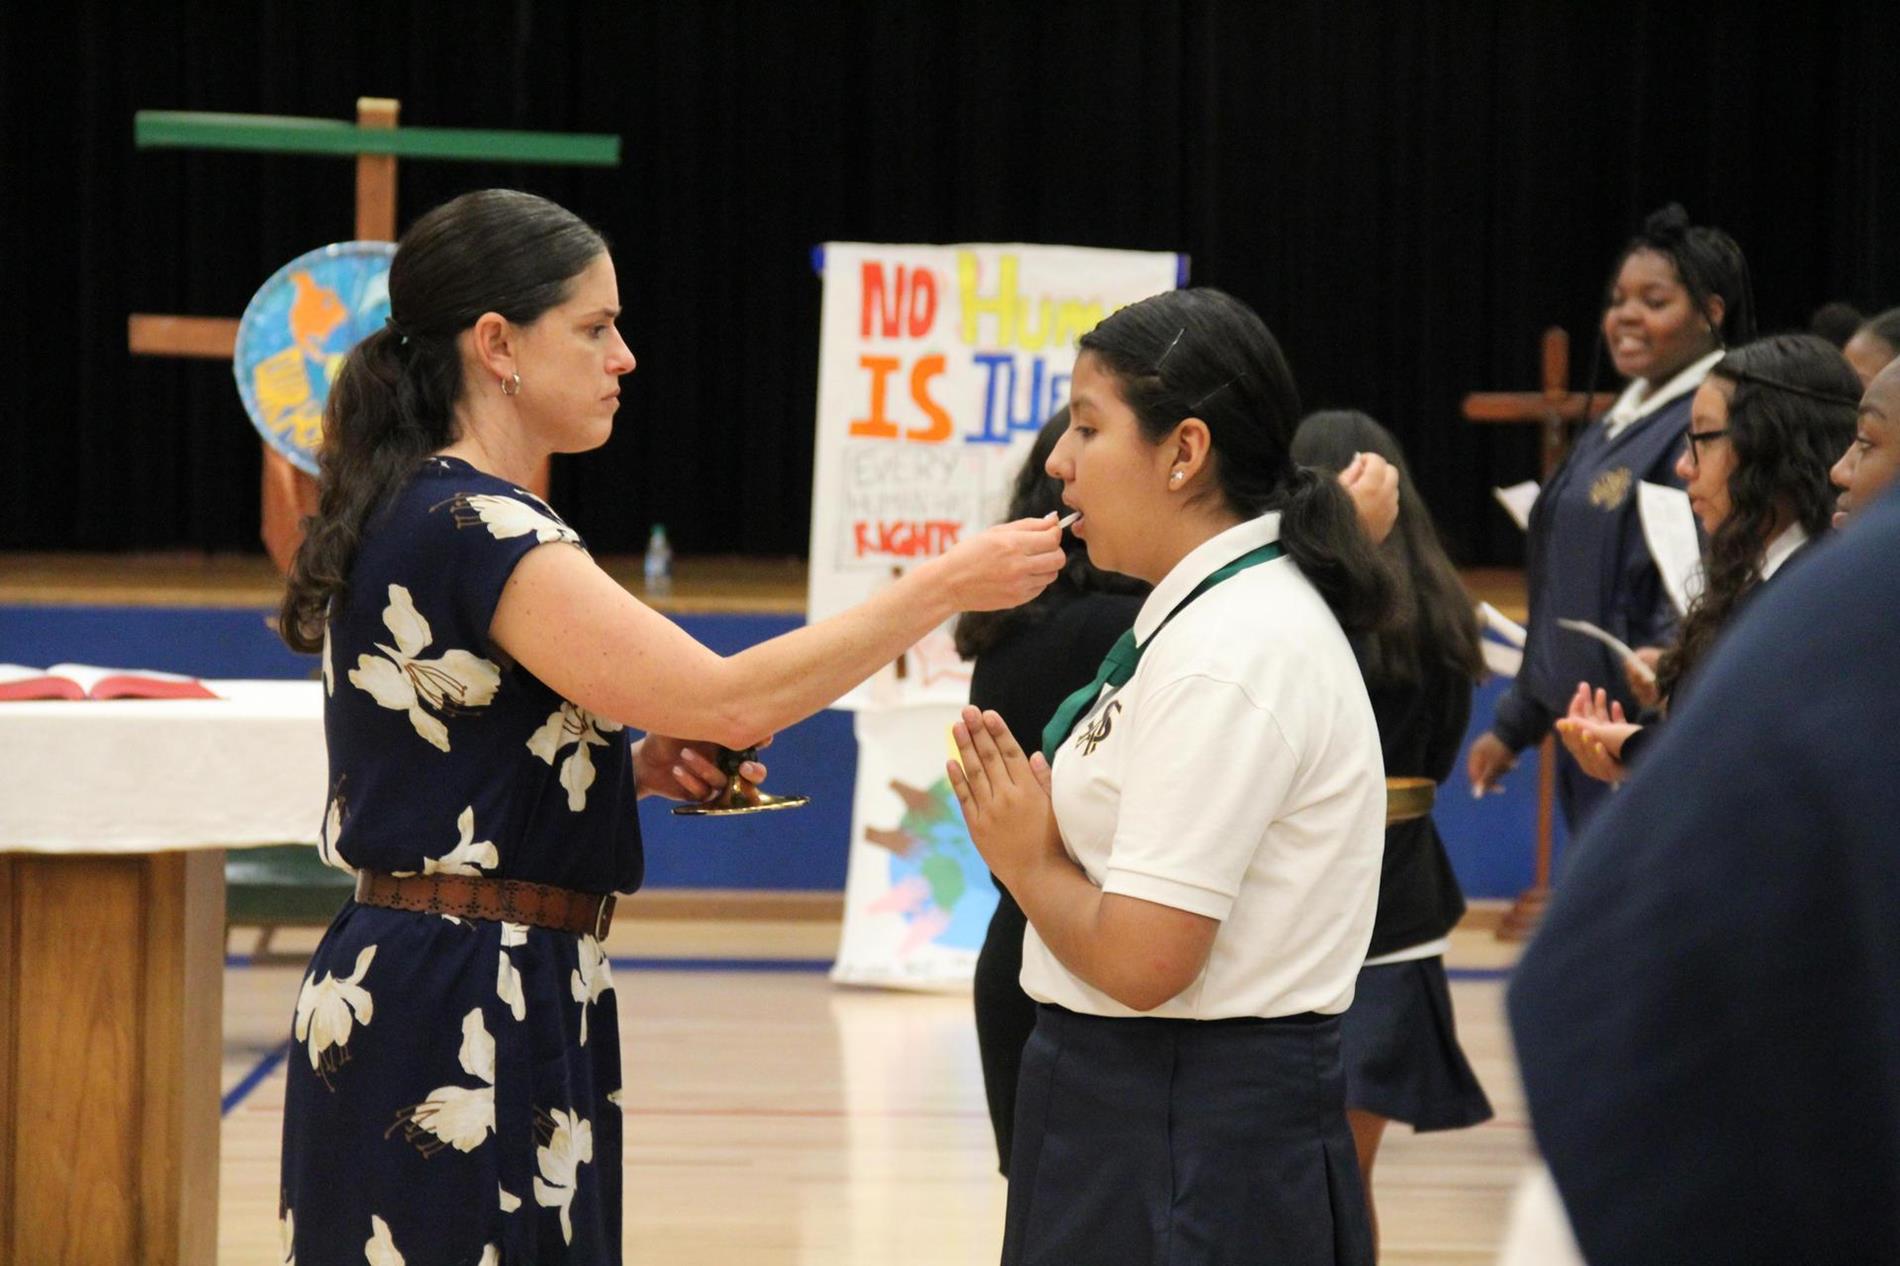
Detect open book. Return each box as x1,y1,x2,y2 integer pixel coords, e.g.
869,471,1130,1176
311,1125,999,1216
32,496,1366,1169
0,663,220,701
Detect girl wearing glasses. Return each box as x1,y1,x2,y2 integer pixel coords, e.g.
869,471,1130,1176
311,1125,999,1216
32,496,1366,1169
1556,334,1859,779
1467,205,1755,833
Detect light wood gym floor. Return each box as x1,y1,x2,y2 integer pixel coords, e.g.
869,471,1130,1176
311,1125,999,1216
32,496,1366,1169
220,917,1530,1265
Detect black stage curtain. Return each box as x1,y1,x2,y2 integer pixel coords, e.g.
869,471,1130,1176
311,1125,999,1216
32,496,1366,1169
4,1,1895,564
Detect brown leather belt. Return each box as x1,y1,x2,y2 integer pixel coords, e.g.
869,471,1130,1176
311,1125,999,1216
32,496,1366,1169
354,870,616,938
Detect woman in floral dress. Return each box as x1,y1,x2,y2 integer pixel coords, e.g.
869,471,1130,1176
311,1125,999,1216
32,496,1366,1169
275,189,1064,1265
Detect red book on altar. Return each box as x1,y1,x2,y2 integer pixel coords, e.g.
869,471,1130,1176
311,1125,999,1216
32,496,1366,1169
0,663,220,701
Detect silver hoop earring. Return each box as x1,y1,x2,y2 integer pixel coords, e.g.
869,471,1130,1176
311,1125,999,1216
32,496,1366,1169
500,372,521,397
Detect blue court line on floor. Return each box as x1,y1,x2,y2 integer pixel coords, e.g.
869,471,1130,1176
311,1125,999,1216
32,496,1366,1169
223,1041,291,1117
1445,967,1512,981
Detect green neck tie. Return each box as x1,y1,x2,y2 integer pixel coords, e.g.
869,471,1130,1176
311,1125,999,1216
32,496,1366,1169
1040,541,1285,759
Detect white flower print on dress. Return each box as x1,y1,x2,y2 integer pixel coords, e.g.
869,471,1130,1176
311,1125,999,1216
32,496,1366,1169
533,1107,595,1245
421,807,499,877
456,494,581,546
570,934,614,1047
389,1008,495,1157
348,584,501,752
364,1215,404,1266
501,922,528,947
317,792,352,874
294,945,376,1090
526,701,625,812
499,1185,521,1213
497,948,527,1022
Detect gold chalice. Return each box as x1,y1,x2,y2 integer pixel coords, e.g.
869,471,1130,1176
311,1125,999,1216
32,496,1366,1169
672,745,810,816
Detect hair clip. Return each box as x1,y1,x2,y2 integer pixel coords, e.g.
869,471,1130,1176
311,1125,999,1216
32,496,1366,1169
1156,327,1187,371
1189,371,1248,412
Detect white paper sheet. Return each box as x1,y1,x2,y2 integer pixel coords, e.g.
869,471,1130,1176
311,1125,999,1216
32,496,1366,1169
1493,480,1540,532
1637,481,1704,617
1475,603,1526,678
1556,618,1657,683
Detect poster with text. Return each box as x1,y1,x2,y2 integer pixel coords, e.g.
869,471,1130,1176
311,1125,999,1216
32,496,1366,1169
808,242,1182,709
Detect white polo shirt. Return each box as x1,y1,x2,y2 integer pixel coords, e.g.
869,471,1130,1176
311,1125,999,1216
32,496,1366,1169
1021,512,1386,1020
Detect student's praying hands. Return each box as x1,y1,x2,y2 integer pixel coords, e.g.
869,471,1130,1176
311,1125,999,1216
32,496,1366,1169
1555,683,1641,785
947,705,1065,889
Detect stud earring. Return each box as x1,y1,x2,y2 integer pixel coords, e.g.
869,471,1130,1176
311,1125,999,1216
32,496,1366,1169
500,372,521,397
1169,469,1185,485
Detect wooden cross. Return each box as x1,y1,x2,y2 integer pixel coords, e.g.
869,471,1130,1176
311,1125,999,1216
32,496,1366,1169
127,99,621,571
1461,328,1615,941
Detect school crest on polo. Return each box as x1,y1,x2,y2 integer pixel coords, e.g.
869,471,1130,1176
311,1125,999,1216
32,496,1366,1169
1590,466,1634,511
1076,701,1122,756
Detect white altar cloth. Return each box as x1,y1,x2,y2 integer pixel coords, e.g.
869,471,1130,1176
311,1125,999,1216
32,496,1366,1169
0,679,325,853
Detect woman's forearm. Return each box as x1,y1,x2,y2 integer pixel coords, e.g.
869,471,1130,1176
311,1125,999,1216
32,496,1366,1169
694,560,960,743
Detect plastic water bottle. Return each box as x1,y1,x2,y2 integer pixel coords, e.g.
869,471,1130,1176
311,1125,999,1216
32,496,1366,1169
643,524,673,599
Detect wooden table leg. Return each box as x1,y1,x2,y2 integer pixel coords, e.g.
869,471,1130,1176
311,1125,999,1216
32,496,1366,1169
1,850,225,1265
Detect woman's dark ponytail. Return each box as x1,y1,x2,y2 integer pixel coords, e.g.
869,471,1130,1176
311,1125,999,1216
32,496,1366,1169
1077,287,1393,634
276,190,607,653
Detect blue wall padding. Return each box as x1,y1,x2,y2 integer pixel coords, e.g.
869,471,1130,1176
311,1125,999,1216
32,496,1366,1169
0,605,1560,897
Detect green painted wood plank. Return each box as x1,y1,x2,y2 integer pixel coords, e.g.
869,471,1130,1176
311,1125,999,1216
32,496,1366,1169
134,111,620,166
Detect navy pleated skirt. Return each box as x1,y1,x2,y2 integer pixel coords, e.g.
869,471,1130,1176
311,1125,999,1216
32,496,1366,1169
1339,957,1493,1132
1003,1004,1371,1266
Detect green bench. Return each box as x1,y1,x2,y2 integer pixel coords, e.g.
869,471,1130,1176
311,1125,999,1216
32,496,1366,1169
225,844,354,961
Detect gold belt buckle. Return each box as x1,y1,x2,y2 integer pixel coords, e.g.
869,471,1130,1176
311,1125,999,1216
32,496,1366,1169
592,893,615,941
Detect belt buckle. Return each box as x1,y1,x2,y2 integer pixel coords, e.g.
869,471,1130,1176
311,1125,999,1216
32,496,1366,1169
592,893,615,941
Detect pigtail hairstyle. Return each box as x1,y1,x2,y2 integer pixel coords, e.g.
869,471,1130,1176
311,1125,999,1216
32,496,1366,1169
1655,334,1859,699
1291,410,1482,687
278,190,608,653
1076,288,1393,634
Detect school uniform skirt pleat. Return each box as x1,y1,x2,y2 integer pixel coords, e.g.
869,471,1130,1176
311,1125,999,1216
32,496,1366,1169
1339,957,1493,1132
1002,1004,1372,1266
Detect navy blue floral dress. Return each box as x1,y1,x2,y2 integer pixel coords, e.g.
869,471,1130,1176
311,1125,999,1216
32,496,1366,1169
281,456,642,1265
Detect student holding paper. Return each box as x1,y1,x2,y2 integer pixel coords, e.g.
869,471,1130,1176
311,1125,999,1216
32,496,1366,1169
270,190,1064,1265
1468,205,1755,831
949,288,1390,1265
1557,334,1858,781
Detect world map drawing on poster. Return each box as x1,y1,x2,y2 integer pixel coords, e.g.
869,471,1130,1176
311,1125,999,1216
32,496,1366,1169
863,777,996,956
235,241,397,475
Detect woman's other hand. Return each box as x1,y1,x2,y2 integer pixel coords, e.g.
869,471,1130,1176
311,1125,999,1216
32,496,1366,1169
1340,451,1401,545
633,734,770,801
1625,647,1663,708
946,706,1063,887
1555,683,1634,784
1466,731,1517,799
929,517,1066,613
